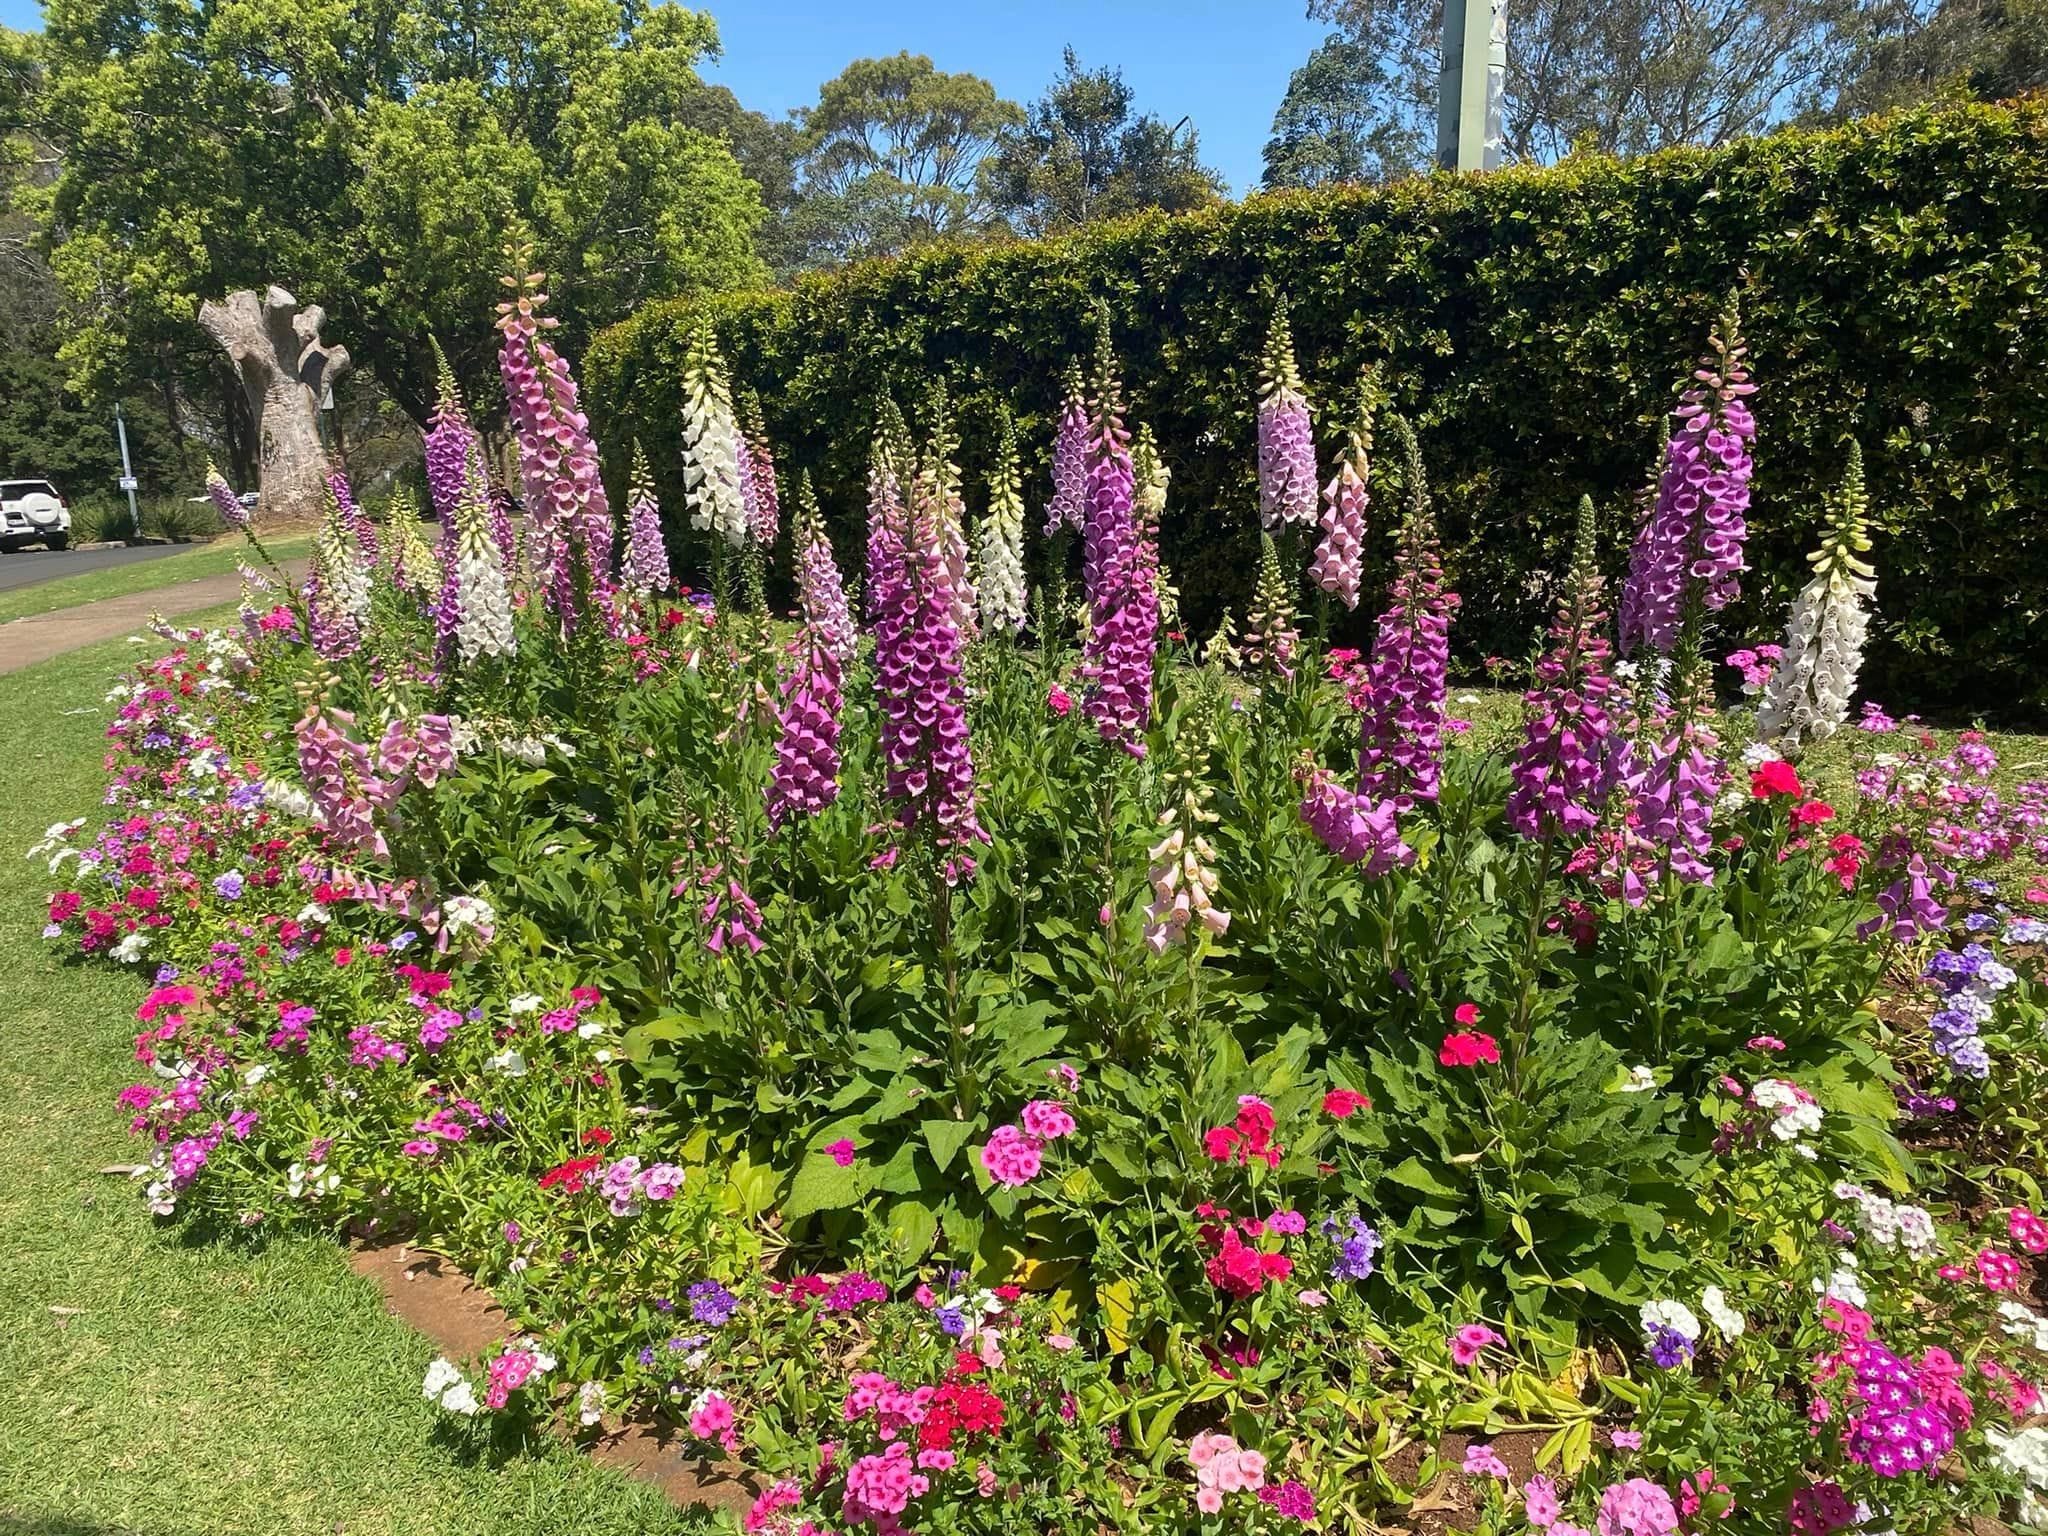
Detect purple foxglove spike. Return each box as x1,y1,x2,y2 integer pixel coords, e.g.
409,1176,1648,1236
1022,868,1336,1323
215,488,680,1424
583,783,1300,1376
495,247,613,632
1619,297,1756,656
1077,322,1157,755
1507,496,1618,841
1355,416,1459,809
1257,304,1318,533
1044,367,1089,537
766,630,845,830
871,493,986,853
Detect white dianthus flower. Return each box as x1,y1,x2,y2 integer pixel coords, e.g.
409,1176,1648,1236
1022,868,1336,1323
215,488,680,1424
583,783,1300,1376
1988,1425,2048,1488
1814,1257,1867,1310
440,895,495,933
1999,1300,2048,1353
1700,1284,1745,1339
1640,1298,1701,1342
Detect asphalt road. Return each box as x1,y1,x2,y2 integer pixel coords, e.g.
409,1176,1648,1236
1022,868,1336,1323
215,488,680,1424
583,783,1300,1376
0,541,202,594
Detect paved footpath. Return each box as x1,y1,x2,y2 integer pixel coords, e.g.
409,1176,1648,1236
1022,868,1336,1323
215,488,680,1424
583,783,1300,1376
0,562,305,676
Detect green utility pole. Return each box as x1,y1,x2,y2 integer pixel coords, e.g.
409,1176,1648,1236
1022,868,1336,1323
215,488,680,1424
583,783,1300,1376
1436,0,1506,172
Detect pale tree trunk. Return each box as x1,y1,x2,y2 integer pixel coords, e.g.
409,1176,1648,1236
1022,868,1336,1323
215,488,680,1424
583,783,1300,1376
196,286,350,530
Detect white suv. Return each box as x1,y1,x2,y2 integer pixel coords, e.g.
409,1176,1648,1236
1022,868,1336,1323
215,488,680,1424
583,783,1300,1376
0,480,72,552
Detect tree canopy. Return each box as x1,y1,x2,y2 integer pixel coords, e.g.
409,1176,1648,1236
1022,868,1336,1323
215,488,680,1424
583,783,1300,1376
981,48,1224,237
28,0,768,423
786,51,1021,265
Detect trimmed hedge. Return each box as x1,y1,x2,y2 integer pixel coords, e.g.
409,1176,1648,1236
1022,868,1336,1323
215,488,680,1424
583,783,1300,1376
587,101,2048,719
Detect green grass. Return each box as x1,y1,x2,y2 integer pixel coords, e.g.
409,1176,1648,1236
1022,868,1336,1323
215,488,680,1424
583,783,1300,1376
0,626,714,1536
0,536,312,628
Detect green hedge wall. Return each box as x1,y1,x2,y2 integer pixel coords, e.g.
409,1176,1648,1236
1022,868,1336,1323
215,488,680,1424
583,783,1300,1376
586,101,2048,720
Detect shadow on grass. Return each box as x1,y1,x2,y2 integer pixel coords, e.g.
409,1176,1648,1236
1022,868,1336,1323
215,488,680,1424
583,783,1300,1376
428,1411,563,1471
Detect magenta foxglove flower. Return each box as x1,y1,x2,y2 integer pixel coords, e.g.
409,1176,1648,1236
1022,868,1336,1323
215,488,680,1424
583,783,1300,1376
765,630,844,830
1859,854,1948,942
1619,298,1757,655
1631,726,1723,884
1507,497,1617,840
871,492,986,852
496,252,613,630
1078,317,1158,755
1043,366,1088,537
1355,417,1459,809
1257,303,1317,534
1299,766,1412,878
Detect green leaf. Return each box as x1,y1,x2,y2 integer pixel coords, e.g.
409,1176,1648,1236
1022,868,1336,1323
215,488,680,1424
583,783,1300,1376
883,1197,939,1262
1385,1155,1465,1200
921,1117,979,1174
782,1156,862,1221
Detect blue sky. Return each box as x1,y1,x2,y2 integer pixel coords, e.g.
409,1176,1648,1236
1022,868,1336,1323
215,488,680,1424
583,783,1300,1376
0,0,1327,194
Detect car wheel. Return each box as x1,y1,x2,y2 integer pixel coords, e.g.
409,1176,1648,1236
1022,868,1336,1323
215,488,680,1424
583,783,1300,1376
44,533,69,551
0,539,24,555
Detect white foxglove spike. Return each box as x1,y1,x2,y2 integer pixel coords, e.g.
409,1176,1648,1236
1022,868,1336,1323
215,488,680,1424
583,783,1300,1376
1756,442,1876,750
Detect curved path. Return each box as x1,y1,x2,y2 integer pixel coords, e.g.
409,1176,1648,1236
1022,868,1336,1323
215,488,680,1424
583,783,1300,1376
0,561,305,676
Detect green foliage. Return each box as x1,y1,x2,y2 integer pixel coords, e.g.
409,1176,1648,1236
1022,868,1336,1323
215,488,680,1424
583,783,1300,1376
0,335,186,496
979,47,1226,237
790,52,1022,265
590,100,2048,720
1262,32,1427,188
29,0,767,417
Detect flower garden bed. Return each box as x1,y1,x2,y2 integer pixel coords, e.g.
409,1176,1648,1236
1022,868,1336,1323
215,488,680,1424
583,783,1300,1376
33,258,2048,1536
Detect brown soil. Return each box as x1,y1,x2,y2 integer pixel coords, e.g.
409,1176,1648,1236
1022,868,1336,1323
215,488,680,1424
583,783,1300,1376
1380,1427,1553,1536
344,1240,756,1515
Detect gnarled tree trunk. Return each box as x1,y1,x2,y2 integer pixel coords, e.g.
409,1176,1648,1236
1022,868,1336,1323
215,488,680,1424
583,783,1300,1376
197,287,350,530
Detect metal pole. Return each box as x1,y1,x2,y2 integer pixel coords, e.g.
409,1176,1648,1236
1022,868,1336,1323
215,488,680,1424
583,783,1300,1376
114,401,141,540
1437,0,1507,172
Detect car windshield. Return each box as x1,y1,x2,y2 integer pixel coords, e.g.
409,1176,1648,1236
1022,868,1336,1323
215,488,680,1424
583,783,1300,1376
1,482,58,499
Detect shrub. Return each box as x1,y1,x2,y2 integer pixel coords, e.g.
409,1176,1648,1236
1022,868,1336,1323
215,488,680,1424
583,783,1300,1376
67,492,230,544
588,100,2048,721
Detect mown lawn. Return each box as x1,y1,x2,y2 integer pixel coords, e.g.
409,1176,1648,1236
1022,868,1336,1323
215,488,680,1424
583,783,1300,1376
0,627,712,1536
0,536,312,628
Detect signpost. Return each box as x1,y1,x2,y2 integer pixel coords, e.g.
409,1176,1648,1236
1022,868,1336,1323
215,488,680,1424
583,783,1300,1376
114,401,142,540
1437,0,1507,172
